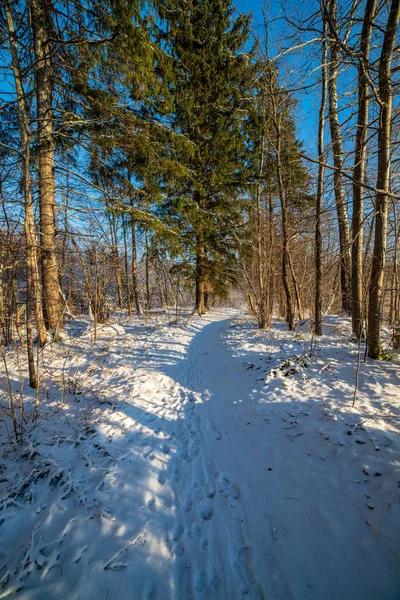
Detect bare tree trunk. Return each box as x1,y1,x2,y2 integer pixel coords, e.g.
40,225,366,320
315,9,327,336
288,249,303,321
130,208,142,315
276,133,294,331
109,213,123,309
256,137,268,328
145,231,151,312
122,217,132,316
5,2,47,383
326,0,351,313
352,0,376,338
30,0,62,334
367,0,400,359
392,201,399,324
195,191,207,315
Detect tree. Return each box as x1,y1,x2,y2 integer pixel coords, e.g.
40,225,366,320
29,0,63,334
367,0,400,359
351,0,377,339
315,6,327,337
5,0,47,389
325,0,351,314
160,0,252,313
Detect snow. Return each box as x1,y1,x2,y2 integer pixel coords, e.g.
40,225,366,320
1,309,400,599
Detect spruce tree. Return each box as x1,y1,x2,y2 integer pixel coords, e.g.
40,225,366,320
159,0,253,313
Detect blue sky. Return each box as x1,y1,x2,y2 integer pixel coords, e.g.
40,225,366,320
235,0,322,153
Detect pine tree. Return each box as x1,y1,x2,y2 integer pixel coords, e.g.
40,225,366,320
159,0,253,313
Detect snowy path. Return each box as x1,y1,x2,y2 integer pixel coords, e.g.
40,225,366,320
1,310,400,599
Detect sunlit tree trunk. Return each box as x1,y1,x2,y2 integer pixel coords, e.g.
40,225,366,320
326,0,351,313
315,8,327,336
30,0,62,334
352,0,376,338
5,1,47,388
367,0,400,358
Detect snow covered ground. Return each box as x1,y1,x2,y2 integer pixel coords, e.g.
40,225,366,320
1,308,400,599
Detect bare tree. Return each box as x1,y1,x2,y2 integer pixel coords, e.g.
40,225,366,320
5,0,47,390
326,0,351,313
315,5,328,336
367,0,400,359
351,0,377,339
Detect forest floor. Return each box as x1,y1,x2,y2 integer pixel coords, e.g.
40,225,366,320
1,308,400,600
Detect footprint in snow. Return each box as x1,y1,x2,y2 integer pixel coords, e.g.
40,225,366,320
203,482,216,498
198,498,213,521
228,484,240,500
201,537,208,550
216,473,240,500
188,521,201,539
205,412,223,440
189,438,200,458
170,464,180,482
157,472,167,485
173,523,184,540
182,496,192,513
178,441,189,460
173,542,185,556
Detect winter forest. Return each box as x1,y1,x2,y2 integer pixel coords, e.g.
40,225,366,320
0,0,399,597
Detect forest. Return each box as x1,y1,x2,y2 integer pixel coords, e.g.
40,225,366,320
0,0,399,598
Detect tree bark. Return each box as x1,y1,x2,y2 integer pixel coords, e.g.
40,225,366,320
326,0,351,313
367,0,400,359
5,1,47,364
109,213,123,309
195,190,207,315
145,231,151,311
122,217,132,316
351,0,376,338
315,10,327,336
130,203,143,315
30,0,62,334
274,122,294,331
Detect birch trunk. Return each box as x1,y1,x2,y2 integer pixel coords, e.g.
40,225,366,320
326,0,351,313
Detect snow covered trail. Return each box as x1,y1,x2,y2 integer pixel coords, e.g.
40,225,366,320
1,309,400,599
163,314,400,600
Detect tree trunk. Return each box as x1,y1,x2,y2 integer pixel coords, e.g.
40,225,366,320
276,134,294,331
30,0,62,334
145,231,151,312
288,249,303,321
195,191,207,315
6,2,42,389
367,0,400,359
122,217,132,316
315,12,327,336
130,211,142,315
5,1,47,379
326,0,351,313
352,0,376,338
109,213,123,309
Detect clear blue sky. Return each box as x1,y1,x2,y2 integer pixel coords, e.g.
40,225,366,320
235,0,322,154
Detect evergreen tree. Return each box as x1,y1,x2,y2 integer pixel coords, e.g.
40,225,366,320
159,0,253,312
